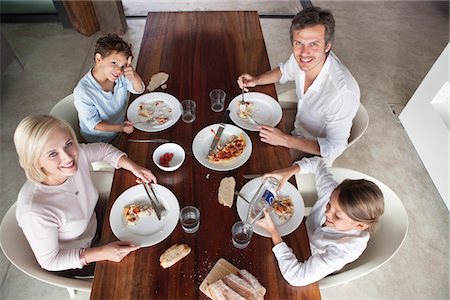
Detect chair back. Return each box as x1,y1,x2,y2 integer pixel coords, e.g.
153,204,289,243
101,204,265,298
295,168,408,289
348,104,369,147
0,171,113,294
49,94,83,142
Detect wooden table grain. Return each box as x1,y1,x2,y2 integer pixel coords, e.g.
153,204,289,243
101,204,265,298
90,11,321,300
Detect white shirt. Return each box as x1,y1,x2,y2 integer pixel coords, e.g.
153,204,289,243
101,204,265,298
16,143,126,271
272,157,369,286
278,52,360,162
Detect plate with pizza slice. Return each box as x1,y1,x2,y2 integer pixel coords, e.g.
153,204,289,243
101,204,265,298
192,124,253,171
228,92,282,131
127,92,181,132
236,177,305,237
109,184,180,247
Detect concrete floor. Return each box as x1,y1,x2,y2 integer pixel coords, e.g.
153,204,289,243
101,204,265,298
1,1,449,299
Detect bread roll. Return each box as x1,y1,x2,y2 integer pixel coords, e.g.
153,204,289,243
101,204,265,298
238,269,266,298
218,177,236,208
159,244,191,269
222,273,259,300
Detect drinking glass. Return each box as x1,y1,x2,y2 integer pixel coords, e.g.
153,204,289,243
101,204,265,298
209,89,226,112
181,100,196,123
231,221,253,249
179,206,200,233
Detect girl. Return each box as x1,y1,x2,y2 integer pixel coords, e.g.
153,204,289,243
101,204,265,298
257,156,384,286
13,115,156,275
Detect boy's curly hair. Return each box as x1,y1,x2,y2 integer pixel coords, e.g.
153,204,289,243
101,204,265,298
94,34,132,58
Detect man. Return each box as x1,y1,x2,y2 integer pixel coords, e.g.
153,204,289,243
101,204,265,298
237,7,360,163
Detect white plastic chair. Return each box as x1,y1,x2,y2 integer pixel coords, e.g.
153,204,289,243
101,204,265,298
277,88,369,148
0,170,113,297
295,168,409,289
49,94,114,172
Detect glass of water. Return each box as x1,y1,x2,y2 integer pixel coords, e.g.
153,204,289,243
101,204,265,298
231,221,253,249
209,89,226,112
179,206,200,233
181,99,196,123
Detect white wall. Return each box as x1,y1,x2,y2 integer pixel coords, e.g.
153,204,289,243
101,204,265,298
399,43,449,210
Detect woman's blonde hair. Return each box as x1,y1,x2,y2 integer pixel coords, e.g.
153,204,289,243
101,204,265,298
13,115,78,184
336,179,384,233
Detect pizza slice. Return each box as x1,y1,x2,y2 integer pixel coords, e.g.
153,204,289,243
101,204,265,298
123,204,155,226
208,134,246,164
271,196,294,223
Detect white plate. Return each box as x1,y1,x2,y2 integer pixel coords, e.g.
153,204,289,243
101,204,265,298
127,92,181,132
192,124,252,171
109,184,180,247
236,177,304,237
228,92,282,131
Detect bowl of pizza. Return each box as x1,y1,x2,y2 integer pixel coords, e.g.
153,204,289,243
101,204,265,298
153,143,185,172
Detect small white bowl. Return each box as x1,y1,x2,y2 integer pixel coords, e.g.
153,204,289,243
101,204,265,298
152,143,185,172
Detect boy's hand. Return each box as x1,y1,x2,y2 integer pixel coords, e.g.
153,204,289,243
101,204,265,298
123,56,135,81
122,120,134,134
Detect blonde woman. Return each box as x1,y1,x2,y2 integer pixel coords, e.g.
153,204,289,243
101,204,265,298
13,115,156,276
257,156,384,286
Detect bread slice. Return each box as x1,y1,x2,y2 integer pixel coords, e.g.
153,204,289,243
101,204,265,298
222,273,259,300
218,177,236,208
238,269,266,298
159,244,191,269
208,279,246,300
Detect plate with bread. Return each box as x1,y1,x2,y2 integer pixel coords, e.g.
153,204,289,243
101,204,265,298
127,92,181,132
236,177,305,237
200,258,266,299
192,124,252,171
109,184,180,247
228,92,282,131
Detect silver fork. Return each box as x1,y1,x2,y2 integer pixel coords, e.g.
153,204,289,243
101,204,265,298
146,183,167,217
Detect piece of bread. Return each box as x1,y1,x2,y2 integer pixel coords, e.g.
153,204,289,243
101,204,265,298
222,273,259,300
218,177,236,208
208,279,246,300
159,244,191,269
238,269,266,298
147,72,169,91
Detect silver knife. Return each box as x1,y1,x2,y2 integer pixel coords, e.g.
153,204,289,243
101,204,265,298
208,109,230,155
128,139,170,143
242,174,263,179
142,183,161,220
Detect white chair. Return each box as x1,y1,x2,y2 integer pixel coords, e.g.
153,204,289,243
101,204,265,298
0,170,113,297
49,94,114,172
295,168,409,289
277,88,369,148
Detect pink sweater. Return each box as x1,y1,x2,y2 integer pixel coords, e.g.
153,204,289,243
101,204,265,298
16,143,125,271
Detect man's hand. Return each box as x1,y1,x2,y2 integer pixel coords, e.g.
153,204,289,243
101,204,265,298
237,73,257,92
259,125,288,147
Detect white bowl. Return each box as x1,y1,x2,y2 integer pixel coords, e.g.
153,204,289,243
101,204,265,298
152,143,185,172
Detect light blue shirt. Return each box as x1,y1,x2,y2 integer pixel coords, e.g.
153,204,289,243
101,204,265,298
74,69,143,143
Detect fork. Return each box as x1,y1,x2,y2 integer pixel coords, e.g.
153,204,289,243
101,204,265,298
146,183,167,216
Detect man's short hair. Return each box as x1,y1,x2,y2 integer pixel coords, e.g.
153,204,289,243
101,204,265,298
94,34,132,58
290,7,335,45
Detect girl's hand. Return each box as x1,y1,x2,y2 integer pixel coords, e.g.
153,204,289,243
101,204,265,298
263,165,300,191
100,241,140,262
256,208,283,245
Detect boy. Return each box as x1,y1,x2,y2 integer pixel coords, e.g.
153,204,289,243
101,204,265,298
74,34,145,143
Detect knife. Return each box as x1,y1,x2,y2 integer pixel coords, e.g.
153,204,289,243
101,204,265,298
242,174,263,179
208,109,230,155
142,183,161,220
128,139,170,143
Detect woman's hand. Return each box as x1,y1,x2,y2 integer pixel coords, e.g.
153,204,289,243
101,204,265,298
86,241,140,263
263,165,300,191
237,73,257,92
118,156,157,184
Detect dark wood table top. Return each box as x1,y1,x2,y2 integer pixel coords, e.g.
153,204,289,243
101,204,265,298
90,11,321,300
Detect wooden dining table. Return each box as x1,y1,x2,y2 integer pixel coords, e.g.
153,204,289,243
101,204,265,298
90,11,321,300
